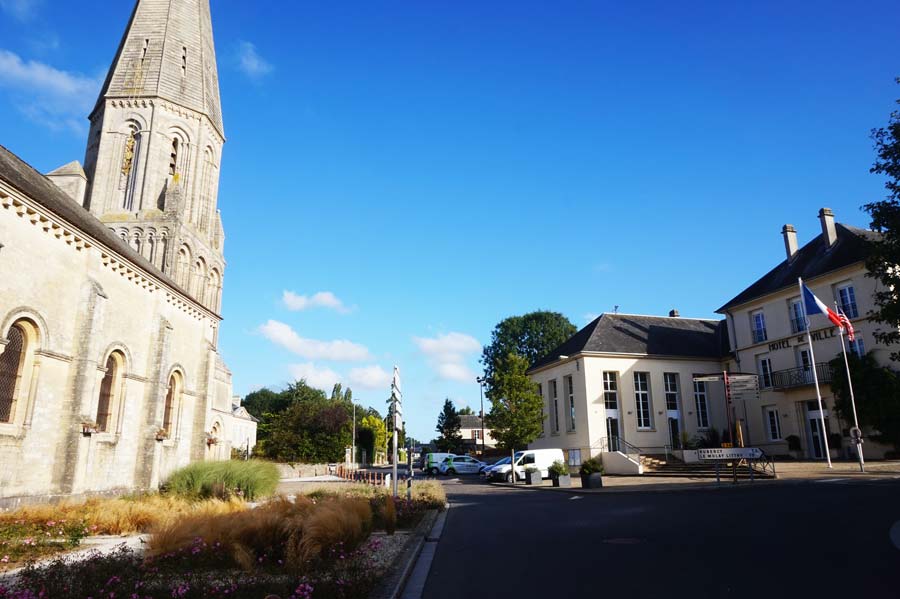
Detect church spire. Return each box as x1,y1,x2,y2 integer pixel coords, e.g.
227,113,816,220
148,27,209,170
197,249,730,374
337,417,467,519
81,0,226,313
93,0,223,135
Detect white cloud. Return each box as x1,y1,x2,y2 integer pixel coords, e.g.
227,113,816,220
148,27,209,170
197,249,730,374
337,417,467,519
282,290,350,313
259,320,370,361
236,41,273,80
348,365,392,390
413,332,481,383
584,312,600,322
0,49,100,134
0,0,41,21
288,363,341,392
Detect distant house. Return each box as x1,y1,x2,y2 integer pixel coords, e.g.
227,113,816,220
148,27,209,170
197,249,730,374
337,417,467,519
460,414,497,452
225,396,258,457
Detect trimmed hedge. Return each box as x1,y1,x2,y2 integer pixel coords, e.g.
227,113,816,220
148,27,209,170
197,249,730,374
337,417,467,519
163,460,280,501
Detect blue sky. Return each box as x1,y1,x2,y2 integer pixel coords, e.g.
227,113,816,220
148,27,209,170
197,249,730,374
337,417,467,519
1,0,898,442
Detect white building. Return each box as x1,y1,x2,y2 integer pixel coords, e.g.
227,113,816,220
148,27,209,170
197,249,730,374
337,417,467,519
717,208,891,460
528,313,731,468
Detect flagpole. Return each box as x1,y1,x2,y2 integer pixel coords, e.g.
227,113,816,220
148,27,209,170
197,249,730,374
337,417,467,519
836,304,865,473
799,278,832,468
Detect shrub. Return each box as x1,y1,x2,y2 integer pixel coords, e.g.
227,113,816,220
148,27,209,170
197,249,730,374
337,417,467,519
163,460,280,501
579,458,604,476
524,466,539,473
548,460,569,477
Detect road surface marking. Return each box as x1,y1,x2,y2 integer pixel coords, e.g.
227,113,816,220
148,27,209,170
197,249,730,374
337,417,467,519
570,495,583,500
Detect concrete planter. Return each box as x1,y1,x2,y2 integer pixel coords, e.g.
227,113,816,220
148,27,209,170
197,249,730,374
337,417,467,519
526,470,542,485
552,474,571,488
580,473,603,489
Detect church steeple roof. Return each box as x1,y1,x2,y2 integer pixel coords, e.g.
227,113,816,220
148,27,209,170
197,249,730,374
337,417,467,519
93,0,224,136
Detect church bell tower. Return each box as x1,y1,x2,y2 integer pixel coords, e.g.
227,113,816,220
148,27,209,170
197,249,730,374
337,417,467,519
82,0,225,313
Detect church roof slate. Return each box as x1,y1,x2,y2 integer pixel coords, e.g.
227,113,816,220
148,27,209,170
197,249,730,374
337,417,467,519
528,313,729,373
0,143,186,297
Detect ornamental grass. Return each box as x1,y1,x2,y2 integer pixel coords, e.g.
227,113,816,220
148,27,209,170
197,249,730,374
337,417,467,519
162,459,280,501
148,495,373,574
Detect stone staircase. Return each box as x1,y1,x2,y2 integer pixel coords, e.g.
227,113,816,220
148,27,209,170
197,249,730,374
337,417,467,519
640,457,775,479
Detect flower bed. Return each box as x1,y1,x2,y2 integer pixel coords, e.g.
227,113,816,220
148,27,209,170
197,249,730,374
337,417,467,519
0,495,246,572
0,485,443,598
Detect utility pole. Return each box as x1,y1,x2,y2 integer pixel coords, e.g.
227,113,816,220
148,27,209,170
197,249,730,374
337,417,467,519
352,402,356,467
477,376,487,456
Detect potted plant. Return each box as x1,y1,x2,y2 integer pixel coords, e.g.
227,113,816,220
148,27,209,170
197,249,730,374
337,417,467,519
579,457,604,489
525,466,542,485
155,428,170,442
81,421,100,435
549,460,571,487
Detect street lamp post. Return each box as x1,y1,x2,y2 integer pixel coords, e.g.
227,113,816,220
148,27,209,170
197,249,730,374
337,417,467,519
476,376,487,456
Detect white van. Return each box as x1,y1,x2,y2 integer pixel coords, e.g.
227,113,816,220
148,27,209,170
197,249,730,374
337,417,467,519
423,452,456,475
489,448,565,483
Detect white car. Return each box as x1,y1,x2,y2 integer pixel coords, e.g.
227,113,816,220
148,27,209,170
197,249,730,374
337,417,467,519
438,455,486,475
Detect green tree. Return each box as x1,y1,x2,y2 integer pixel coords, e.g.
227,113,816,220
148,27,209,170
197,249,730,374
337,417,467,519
358,414,388,463
486,353,544,452
256,380,353,463
435,398,463,452
480,311,576,385
864,79,900,360
829,352,900,450
458,406,475,415
242,387,289,420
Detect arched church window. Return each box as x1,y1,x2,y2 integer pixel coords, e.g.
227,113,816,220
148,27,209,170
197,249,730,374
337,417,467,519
121,122,142,211
175,245,191,288
96,351,125,433
169,138,179,177
163,371,183,435
193,258,208,301
208,269,221,311
0,320,37,424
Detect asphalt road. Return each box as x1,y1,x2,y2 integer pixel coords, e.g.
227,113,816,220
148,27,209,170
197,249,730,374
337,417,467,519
422,477,900,598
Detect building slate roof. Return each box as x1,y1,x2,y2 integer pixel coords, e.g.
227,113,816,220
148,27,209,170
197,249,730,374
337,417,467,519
717,223,878,313
0,143,182,294
459,414,484,429
528,313,729,372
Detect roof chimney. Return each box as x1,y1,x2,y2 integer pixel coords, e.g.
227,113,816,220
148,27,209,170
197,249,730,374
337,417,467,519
669,309,679,317
819,208,837,247
782,224,798,260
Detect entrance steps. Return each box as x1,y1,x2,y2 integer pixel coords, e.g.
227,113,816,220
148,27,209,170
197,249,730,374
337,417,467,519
640,459,775,479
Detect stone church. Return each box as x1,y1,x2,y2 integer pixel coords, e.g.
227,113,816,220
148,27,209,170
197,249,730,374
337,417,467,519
0,0,253,508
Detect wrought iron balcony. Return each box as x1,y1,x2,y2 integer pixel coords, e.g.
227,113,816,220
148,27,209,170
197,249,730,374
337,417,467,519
767,362,833,391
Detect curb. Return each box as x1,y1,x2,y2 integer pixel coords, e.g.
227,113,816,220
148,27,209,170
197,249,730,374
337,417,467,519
489,479,782,495
370,508,440,599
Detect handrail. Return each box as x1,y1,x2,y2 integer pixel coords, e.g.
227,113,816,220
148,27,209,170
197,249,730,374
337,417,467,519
748,449,777,478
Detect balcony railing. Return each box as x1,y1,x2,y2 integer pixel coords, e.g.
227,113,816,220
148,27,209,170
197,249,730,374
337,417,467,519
768,362,833,391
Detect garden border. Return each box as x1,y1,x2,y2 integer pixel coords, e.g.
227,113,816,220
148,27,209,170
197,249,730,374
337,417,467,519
370,507,439,599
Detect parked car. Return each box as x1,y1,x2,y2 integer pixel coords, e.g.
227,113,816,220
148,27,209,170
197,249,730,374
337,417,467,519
487,449,565,483
480,457,510,479
438,455,486,475
423,452,456,475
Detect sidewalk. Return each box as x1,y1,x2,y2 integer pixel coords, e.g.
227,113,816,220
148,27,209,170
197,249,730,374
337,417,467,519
493,460,900,495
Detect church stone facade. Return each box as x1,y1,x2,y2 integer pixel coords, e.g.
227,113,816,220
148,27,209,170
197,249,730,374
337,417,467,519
0,0,242,509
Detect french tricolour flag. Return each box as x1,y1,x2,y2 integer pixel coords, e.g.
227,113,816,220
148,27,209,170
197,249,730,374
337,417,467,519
802,282,843,328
